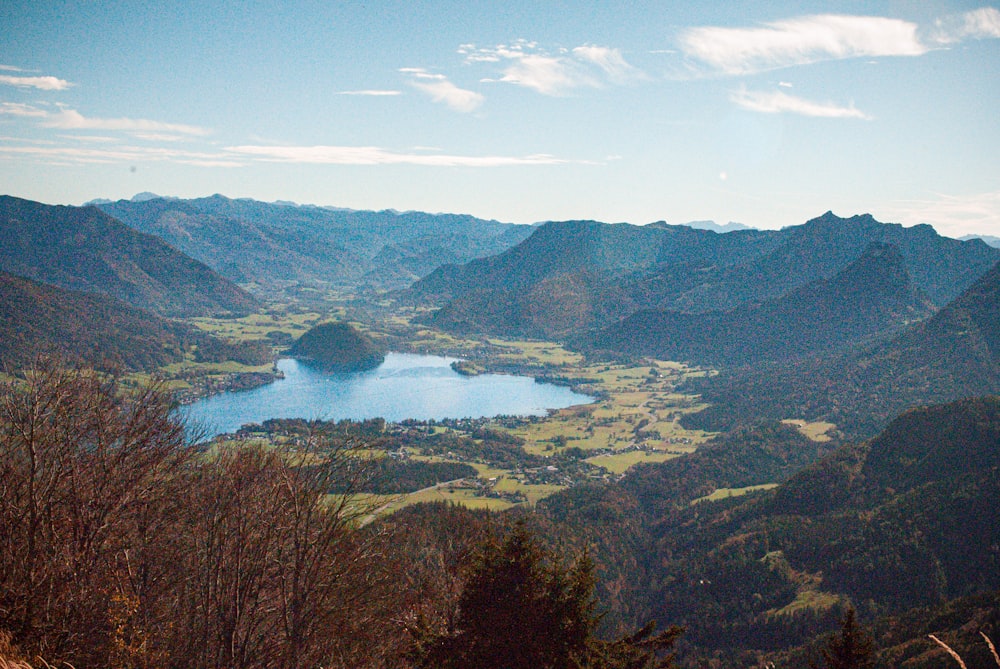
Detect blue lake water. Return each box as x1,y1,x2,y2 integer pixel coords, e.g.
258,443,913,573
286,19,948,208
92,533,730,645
183,353,594,437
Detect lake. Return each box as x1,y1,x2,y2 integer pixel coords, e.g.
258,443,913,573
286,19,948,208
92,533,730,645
183,352,594,437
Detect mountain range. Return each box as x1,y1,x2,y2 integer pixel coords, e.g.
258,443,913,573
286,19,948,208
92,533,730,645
97,195,535,292
411,212,999,340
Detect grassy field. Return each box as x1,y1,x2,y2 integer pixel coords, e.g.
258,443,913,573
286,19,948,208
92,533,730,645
691,484,779,504
781,419,837,442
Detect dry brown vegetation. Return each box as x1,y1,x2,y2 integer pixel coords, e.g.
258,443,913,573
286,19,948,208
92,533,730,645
0,361,388,669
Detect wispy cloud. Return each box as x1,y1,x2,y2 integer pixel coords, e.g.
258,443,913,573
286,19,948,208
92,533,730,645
460,40,642,96
679,14,926,75
0,102,50,118
40,108,211,137
225,144,579,167
0,74,73,90
926,7,1000,44
731,87,871,119
335,89,402,96
571,45,646,84
0,143,242,167
399,68,483,112
877,189,1000,237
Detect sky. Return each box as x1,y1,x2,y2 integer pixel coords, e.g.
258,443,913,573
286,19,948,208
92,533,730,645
1,1,999,238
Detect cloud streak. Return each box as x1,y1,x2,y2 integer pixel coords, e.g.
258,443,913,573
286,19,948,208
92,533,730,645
678,14,926,75
678,8,1000,76
927,7,1000,44
0,74,73,90
731,88,871,119
0,102,50,118
0,142,243,167
461,40,642,96
400,68,483,112
225,144,579,167
41,108,211,136
878,190,1000,237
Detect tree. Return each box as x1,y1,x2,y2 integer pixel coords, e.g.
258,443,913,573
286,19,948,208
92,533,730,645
0,360,386,669
812,608,875,669
407,522,681,669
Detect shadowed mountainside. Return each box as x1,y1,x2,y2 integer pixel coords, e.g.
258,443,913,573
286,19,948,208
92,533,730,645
588,243,935,366
683,258,1000,437
0,271,267,372
0,196,258,317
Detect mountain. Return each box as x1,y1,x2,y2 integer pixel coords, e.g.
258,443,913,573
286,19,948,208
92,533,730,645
538,396,1000,666
287,322,386,372
1,270,192,371
97,195,535,291
684,220,751,233
684,259,1000,437
0,196,258,317
961,233,1000,248
411,212,999,340
588,243,935,366
413,220,782,338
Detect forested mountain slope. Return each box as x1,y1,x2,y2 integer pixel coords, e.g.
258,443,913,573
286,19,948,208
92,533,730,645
411,212,998,340
589,243,934,366
684,259,1000,437
0,271,264,372
0,196,257,317
538,396,1000,667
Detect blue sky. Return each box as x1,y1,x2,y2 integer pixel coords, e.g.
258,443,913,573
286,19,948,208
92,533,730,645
2,1,999,237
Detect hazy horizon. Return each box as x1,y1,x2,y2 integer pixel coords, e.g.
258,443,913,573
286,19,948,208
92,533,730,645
2,1,999,237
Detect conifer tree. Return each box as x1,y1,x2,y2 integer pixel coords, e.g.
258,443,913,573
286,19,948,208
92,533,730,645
407,522,680,669
813,608,875,669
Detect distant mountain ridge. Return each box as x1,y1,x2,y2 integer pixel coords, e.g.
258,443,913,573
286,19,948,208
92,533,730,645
411,211,999,340
97,195,535,291
589,243,935,366
683,220,750,233
0,196,258,317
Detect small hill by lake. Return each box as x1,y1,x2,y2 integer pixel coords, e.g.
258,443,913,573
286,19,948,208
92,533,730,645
287,322,386,372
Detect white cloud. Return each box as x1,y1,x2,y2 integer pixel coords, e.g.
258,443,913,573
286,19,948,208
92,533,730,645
400,68,483,112
0,102,49,117
927,7,1000,44
0,143,242,167
679,14,926,75
41,108,211,137
0,74,73,90
877,190,1000,238
731,87,871,119
571,46,645,84
335,89,402,96
461,40,642,96
225,144,578,167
